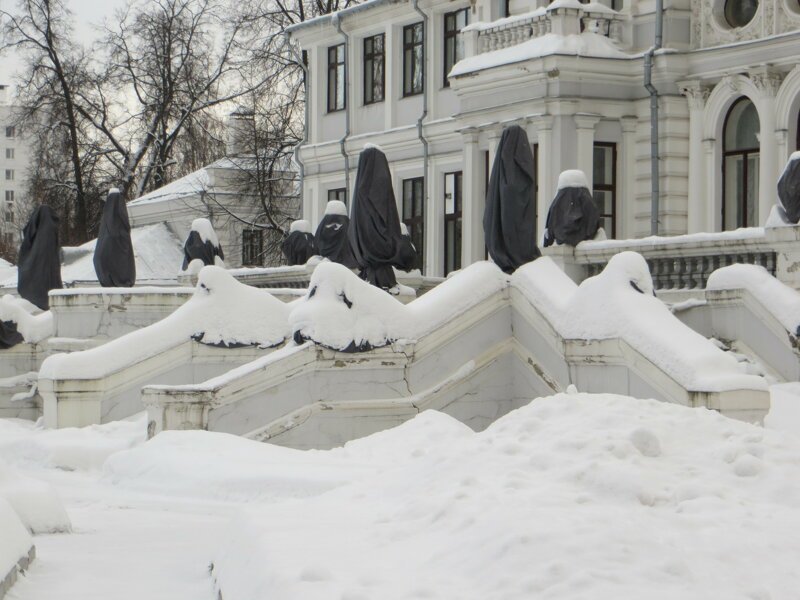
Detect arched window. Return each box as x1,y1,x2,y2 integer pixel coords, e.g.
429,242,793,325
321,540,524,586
722,97,760,230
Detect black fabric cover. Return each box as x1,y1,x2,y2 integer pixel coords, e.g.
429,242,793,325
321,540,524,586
778,154,800,224
93,189,136,287
482,125,541,274
0,320,24,349
314,213,358,269
17,205,62,310
393,234,417,272
348,146,407,289
543,185,600,247
282,231,316,266
182,230,224,271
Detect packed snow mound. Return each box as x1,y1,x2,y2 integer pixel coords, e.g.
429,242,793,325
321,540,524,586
0,497,31,580
707,263,800,335
0,414,146,471
290,261,507,351
0,460,71,533
39,267,291,379
514,253,766,392
213,393,800,600
104,430,372,502
556,168,589,190
0,294,54,343
324,200,348,217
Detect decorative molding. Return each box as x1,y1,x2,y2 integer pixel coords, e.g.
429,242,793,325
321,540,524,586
750,67,784,97
679,81,712,110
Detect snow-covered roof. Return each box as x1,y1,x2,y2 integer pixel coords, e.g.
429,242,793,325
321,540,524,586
0,222,185,289
450,32,631,78
285,0,402,34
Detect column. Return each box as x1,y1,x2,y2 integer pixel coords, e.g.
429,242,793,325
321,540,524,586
620,116,638,239
461,128,485,265
487,127,502,172
573,114,601,188
679,81,710,233
530,115,554,244
751,68,783,225
703,138,717,230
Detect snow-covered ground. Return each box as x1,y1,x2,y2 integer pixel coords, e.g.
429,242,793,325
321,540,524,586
2,388,800,599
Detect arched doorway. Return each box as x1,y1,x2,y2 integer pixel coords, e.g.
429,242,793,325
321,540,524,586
722,97,760,229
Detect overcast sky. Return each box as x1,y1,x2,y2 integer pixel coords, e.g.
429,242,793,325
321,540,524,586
0,0,127,90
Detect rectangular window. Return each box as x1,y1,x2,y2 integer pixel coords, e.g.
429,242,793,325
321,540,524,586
4,190,13,203
444,171,462,275
403,22,424,97
363,34,385,105
327,44,345,113
4,126,14,138
592,142,617,238
328,187,348,206
443,9,468,87
402,177,425,272
5,148,13,159
611,0,623,10
4,169,13,181
242,228,264,266
4,205,12,223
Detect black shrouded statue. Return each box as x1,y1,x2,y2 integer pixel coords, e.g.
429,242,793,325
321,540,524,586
282,220,317,266
93,188,136,287
17,205,62,310
778,152,800,224
182,218,224,271
543,169,600,248
483,125,541,274
348,145,409,289
314,201,358,269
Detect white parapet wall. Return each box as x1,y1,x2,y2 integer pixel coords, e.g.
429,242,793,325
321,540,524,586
143,258,770,449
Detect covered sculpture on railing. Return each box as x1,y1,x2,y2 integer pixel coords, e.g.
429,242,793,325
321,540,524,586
314,201,358,269
776,151,800,224
93,188,136,287
348,145,409,289
543,169,600,247
483,124,541,274
181,218,225,273
17,205,62,310
282,220,317,266
394,223,418,273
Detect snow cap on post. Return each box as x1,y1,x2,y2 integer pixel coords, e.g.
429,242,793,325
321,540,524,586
483,124,541,274
543,169,599,247
181,218,224,271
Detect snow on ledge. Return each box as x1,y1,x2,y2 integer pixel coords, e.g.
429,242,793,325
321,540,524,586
707,264,800,335
0,295,53,343
513,254,766,392
576,227,767,252
450,32,630,78
39,267,292,380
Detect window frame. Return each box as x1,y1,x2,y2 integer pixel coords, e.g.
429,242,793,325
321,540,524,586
327,43,346,113
592,142,617,238
241,228,264,267
5,148,13,160
402,177,425,272
4,126,14,139
443,171,463,275
327,187,348,206
4,169,13,181
722,96,760,230
443,8,469,88
403,22,425,97
363,33,385,105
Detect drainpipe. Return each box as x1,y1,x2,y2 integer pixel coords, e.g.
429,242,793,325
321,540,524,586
412,0,429,215
289,43,309,205
644,0,663,235
333,14,351,201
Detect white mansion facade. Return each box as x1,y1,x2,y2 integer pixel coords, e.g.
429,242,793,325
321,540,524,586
288,0,800,277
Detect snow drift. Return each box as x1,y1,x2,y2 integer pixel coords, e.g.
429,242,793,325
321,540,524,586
39,266,292,380
0,497,32,584
211,392,800,600
0,460,71,533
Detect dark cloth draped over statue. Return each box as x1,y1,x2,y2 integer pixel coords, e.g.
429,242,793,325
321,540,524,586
483,125,541,274
93,189,136,287
17,205,62,310
543,173,600,248
778,154,800,224
282,227,317,266
315,207,358,269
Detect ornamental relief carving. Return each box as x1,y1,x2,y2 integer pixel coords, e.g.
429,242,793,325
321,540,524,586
692,0,779,49
776,0,800,33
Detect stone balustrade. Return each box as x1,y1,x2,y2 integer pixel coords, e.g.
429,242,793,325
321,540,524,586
464,3,625,58
544,225,800,291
